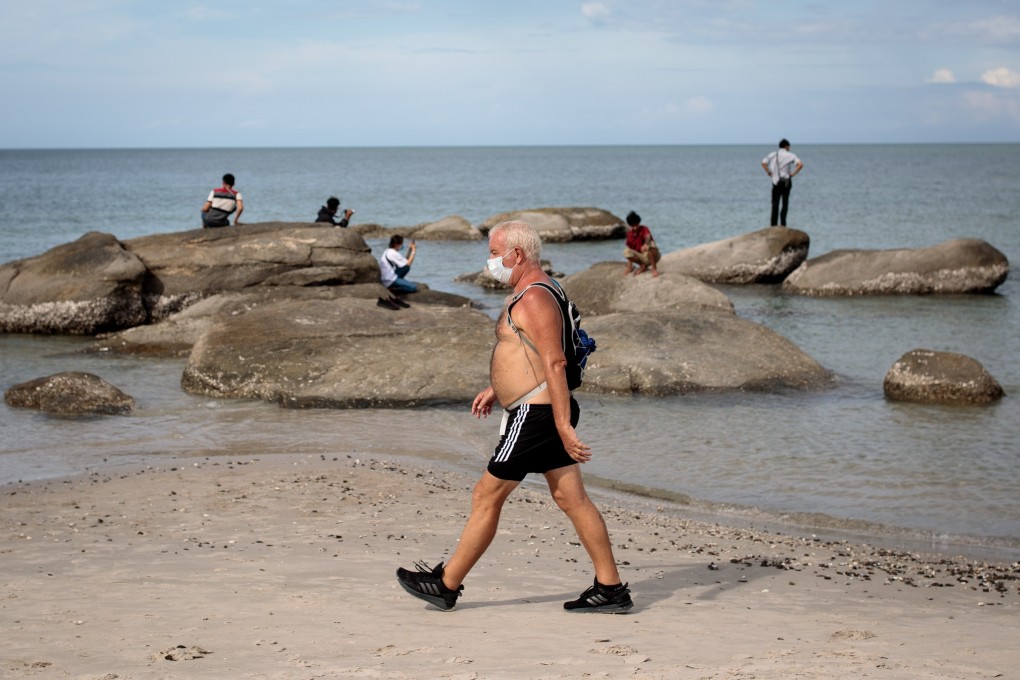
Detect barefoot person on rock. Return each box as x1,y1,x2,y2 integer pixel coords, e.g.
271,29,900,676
622,210,660,277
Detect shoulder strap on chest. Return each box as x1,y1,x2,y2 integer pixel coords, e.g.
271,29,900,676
506,281,568,353
507,281,565,325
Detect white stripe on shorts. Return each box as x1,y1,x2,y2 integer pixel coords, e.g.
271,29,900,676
494,404,529,464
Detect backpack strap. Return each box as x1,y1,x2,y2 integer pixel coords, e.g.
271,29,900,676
505,381,548,412
503,282,571,405
506,282,568,356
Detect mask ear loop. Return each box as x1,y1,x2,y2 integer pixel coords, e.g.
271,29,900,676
506,246,521,270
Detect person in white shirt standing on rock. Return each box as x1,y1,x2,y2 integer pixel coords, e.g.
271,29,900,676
761,139,803,227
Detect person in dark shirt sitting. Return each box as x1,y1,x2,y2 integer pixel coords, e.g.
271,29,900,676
316,196,354,227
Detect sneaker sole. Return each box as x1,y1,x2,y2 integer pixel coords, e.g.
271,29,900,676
565,600,634,614
396,573,457,611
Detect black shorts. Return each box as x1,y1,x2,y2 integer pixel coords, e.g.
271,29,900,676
487,398,580,482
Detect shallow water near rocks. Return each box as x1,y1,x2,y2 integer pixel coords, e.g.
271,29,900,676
1,144,1018,561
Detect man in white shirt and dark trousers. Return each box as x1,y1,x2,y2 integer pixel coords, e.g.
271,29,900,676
761,139,804,227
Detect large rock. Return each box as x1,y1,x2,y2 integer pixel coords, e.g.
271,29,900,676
561,262,734,315
179,294,826,404
0,224,386,335
783,238,1009,295
659,227,810,284
352,216,483,241
0,232,149,334
883,349,1004,405
478,207,625,242
181,298,492,408
88,285,472,358
4,371,135,415
123,222,381,318
414,215,483,240
580,311,832,395
86,283,455,358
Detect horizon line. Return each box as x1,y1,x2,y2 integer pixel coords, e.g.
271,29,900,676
3,140,1019,152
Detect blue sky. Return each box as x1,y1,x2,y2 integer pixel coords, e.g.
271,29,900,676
2,0,1019,148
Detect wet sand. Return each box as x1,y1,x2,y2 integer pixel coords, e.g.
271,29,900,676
2,452,1017,679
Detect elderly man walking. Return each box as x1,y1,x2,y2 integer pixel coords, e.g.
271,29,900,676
395,220,632,614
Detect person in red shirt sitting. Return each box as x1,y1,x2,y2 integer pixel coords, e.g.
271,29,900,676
622,211,660,277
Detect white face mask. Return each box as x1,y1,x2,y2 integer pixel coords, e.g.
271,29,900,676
486,251,516,284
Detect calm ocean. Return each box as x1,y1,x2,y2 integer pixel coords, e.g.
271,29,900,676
1,145,1018,560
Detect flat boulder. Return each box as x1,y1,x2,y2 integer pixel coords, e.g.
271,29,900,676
0,232,149,334
883,349,1004,405
181,297,492,408
352,215,483,241
123,222,381,318
409,215,483,240
560,262,734,315
87,283,464,358
478,207,625,242
580,311,832,395
5,371,135,415
659,227,810,284
783,238,1009,295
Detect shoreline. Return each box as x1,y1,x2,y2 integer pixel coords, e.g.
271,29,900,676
582,473,1020,566
6,439,1020,565
2,389,1019,564
2,451,1017,679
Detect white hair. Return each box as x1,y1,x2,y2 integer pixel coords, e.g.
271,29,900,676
490,220,542,260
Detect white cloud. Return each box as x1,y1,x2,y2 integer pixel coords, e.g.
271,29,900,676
925,68,955,84
964,90,1020,123
685,95,714,115
183,6,231,21
219,71,275,97
638,96,713,122
383,2,423,12
967,16,1020,43
581,3,611,23
981,67,1020,89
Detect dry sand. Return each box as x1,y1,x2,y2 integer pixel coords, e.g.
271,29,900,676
2,452,1017,679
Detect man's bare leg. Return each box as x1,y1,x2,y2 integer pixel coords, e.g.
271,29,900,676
544,465,622,586
441,471,519,589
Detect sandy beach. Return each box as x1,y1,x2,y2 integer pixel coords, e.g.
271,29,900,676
1,451,1016,680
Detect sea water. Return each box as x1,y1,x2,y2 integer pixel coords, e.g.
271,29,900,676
1,145,1018,560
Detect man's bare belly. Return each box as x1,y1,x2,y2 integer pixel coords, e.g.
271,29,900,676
490,315,549,408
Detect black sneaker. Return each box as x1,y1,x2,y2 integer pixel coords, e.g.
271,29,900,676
390,297,411,308
563,579,633,613
395,561,463,611
377,297,400,310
